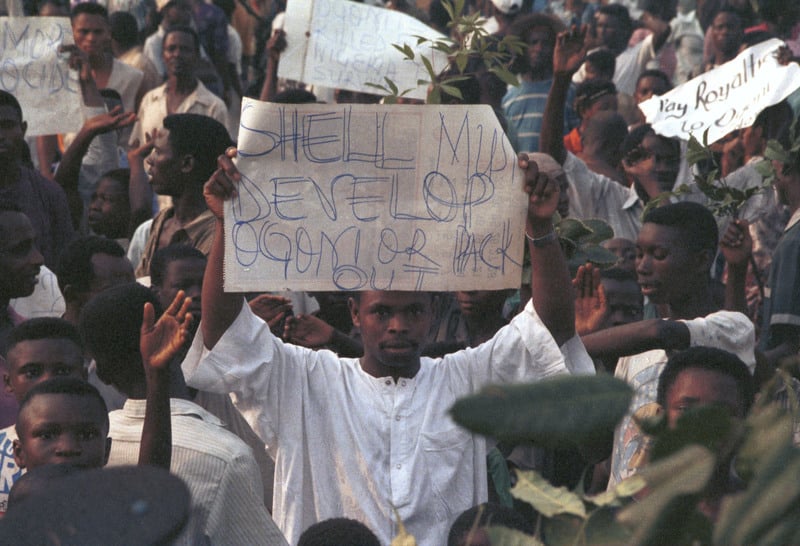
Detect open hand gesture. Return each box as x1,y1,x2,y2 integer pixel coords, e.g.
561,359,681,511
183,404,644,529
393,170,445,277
140,291,193,371
204,147,240,220
573,263,609,335
284,314,335,348
248,293,293,335
720,219,752,268
553,26,588,75
520,153,560,235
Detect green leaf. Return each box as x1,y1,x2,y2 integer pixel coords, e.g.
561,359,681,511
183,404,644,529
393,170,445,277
581,219,614,244
735,402,794,482
449,375,633,448
579,244,619,266
455,50,469,73
486,526,544,545
384,77,399,96
557,218,593,241
511,469,587,518
489,65,520,87
364,82,389,94
686,134,709,166
649,405,736,463
764,139,791,164
420,55,436,80
427,86,441,105
584,475,646,508
617,445,716,546
439,83,464,100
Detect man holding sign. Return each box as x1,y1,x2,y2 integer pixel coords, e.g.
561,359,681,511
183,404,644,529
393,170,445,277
182,148,591,544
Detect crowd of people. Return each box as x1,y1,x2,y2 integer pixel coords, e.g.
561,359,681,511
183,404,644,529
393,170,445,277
0,0,799,544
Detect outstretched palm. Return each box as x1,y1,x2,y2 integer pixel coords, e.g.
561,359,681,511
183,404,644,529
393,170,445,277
553,27,588,74
140,291,193,370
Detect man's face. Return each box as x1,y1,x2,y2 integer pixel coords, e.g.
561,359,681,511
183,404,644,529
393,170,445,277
163,30,197,78
154,257,205,320
601,278,643,328
162,4,192,28
0,211,44,300
146,128,183,196
5,339,86,401
771,160,798,206
625,134,681,193
349,291,433,378
0,105,27,163
634,76,669,105
603,238,636,272
594,14,624,51
526,27,554,75
636,223,703,305
88,177,130,239
72,13,111,58
665,367,743,428
711,12,742,58
86,253,135,302
13,393,110,470
456,290,508,318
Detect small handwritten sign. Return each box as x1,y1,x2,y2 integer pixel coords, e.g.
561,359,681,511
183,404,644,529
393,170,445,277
0,17,81,136
225,99,527,292
279,0,447,101
640,39,800,145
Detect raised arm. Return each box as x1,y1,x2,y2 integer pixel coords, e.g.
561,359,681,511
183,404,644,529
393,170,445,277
720,219,752,314
259,29,286,102
522,153,575,345
580,318,690,361
540,27,588,164
201,148,245,348
138,291,193,468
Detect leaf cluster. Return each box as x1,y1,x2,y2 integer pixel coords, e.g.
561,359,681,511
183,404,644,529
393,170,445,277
555,216,618,274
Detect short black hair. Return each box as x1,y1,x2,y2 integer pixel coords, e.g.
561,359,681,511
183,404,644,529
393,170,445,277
508,13,564,74
621,124,681,167
272,89,318,104
109,11,139,50
448,503,534,546
16,377,108,435
0,90,23,122
597,4,633,37
70,2,109,22
574,79,616,117
585,49,616,79
7,318,84,355
162,25,200,53
99,167,131,192
163,113,233,185
642,201,719,255
656,346,754,414
298,518,380,546
79,283,161,394
56,236,126,295
637,69,672,94
150,245,206,288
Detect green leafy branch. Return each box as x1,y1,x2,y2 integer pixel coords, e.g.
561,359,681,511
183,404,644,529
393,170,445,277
366,0,524,104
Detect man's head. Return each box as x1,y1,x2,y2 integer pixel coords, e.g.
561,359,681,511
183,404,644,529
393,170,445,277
150,245,205,321
88,169,131,239
574,80,617,123
13,377,110,471
4,318,86,402
602,237,636,272
109,11,138,53
162,26,199,79
146,113,232,197
56,236,133,316
0,91,27,165
348,291,435,379
79,283,162,397
160,0,193,28
297,518,380,546
70,3,111,59
509,14,564,76
710,8,744,60
583,48,616,82
741,101,793,161
634,70,672,104
622,124,681,194
636,202,718,305
0,206,44,302
657,346,754,428
599,267,643,329
581,111,627,166
593,5,633,54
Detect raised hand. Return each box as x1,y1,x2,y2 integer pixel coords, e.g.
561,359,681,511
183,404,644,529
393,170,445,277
520,153,560,236
204,147,240,220
140,290,193,371
284,314,335,348
248,293,293,335
720,219,752,268
573,263,609,336
84,106,137,136
553,26,588,75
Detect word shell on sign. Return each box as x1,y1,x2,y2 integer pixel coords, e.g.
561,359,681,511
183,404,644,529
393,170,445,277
226,101,527,293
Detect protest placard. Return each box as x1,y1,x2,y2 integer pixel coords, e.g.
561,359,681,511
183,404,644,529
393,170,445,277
639,39,800,145
225,99,527,292
0,17,82,136
278,0,447,101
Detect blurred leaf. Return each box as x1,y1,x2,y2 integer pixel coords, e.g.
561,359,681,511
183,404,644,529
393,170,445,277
439,83,463,101
557,218,593,241
764,139,792,164
543,507,632,546
511,469,587,518
420,55,436,80
686,134,709,166
649,405,736,463
384,77,399,96
489,64,519,87
617,445,716,545
485,526,544,545
580,245,619,266
581,219,614,244
427,86,441,105
450,375,633,448
585,475,646,508
714,443,800,545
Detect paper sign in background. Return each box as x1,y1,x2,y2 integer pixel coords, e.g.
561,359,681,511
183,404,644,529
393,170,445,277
279,0,447,101
0,17,82,136
225,99,527,292
640,39,800,145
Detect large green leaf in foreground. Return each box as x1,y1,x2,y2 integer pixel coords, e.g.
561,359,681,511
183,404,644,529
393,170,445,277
450,375,633,448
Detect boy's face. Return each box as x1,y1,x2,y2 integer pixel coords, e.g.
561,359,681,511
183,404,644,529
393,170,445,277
88,177,130,238
601,278,643,328
634,76,669,105
13,393,110,470
665,367,742,428
5,338,86,401
636,223,704,305
0,105,27,163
